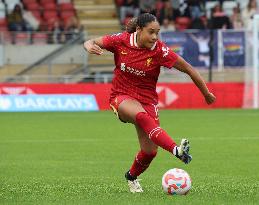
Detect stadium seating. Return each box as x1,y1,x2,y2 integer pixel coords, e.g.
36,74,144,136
0,0,77,36
42,3,57,10
25,2,41,11
59,2,75,22
32,32,48,44
59,2,74,10
23,0,37,5
43,12,58,30
14,32,30,45
30,10,41,20
60,10,75,22
0,18,7,31
115,0,124,7
39,0,56,5
43,10,58,20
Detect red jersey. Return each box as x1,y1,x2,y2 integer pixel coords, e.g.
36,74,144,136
102,31,179,104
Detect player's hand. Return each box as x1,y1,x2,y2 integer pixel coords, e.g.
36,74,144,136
84,41,103,55
204,92,216,105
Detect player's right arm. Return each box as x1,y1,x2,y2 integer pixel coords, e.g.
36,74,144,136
83,37,104,55
84,32,124,55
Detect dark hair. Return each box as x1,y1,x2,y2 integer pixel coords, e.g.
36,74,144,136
126,13,158,33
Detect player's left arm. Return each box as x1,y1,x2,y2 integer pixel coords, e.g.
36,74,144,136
174,56,216,105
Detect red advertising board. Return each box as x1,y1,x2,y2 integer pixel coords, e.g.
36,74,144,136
0,83,244,110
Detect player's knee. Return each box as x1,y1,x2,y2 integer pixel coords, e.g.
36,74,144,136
118,101,145,123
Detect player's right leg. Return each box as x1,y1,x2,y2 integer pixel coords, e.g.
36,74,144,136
173,139,192,164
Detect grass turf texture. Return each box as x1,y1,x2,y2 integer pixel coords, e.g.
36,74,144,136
0,109,259,204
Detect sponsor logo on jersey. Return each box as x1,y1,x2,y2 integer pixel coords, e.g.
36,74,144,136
120,63,126,71
120,63,145,76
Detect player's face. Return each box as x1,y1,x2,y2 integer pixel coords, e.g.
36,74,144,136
137,21,160,49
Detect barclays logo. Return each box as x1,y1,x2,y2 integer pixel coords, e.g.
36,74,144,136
0,95,99,112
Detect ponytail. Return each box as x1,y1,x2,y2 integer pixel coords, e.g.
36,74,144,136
126,17,137,33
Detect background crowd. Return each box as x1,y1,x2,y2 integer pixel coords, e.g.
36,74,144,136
117,0,259,31
0,0,83,44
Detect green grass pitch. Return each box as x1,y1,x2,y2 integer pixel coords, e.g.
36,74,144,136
0,109,259,204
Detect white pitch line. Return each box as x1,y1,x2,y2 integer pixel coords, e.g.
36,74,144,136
0,136,258,144
0,138,136,144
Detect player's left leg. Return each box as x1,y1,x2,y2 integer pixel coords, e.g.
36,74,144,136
134,111,192,164
125,125,158,193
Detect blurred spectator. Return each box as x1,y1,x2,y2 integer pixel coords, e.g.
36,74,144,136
242,0,258,30
7,4,26,31
50,19,65,44
170,0,180,9
158,0,179,24
154,0,164,19
178,0,191,17
23,9,40,31
119,0,140,24
64,16,83,41
230,4,243,29
160,18,175,32
188,0,204,19
209,4,231,29
190,15,208,29
139,0,156,15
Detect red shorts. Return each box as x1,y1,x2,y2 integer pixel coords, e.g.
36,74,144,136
110,95,159,124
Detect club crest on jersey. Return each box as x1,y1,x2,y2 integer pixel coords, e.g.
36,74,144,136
146,58,153,67
162,46,169,57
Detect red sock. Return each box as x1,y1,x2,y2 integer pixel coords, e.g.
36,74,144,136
129,150,157,177
135,112,177,153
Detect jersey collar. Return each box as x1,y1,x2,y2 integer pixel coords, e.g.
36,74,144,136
130,32,138,47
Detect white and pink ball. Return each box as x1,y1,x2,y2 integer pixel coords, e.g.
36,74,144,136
162,168,192,195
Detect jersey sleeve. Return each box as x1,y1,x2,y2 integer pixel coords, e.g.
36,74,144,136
159,42,179,69
102,33,123,53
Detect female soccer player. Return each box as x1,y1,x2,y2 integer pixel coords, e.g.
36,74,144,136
84,13,216,193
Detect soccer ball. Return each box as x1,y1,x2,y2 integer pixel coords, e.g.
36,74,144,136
162,168,191,195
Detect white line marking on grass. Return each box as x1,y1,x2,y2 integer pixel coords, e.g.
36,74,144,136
0,136,258,144
190,136,259,140
0,138,136,144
